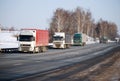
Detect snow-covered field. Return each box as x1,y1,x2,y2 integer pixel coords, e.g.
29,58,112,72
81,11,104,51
0,31,19,49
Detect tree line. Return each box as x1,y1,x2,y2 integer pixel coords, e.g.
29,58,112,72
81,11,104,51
49,7,118,42
0,24,16,31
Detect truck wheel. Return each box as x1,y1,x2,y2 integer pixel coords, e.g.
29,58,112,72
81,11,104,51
64,45,66,49
33,49,36,53
38,47,41,53
33,47,39,53
82,42,86,46
66,44,70,48
40,46,46,52
43,46,47,52
35,47,40,53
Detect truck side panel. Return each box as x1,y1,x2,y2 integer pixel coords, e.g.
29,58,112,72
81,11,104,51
65,34,72,44
36,30,49,47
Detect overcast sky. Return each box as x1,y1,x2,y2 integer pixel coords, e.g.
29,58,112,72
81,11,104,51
0,0,120,34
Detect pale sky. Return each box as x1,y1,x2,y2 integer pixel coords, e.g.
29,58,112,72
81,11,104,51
0,0,120,34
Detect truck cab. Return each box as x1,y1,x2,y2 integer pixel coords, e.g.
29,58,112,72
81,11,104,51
18,30,36,52
73,33,86,46
18,29,49,53
53,32,65,48
53,32,71,49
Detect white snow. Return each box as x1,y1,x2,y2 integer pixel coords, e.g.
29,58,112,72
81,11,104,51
86,36,99,44
0,31,19,49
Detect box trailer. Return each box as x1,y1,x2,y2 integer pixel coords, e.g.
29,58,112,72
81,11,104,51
53,32,72,48
18,29,49,53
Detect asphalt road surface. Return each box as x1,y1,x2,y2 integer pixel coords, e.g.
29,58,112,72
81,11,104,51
0,43,119,81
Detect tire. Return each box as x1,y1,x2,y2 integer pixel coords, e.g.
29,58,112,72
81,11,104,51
40,46,47,52
33,47,39,53
64,44,66,49
32,48,36,53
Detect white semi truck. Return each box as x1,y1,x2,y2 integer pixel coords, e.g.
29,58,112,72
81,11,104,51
53,32,71,49
18,29,49,53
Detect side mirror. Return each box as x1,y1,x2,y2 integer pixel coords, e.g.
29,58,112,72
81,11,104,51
32,37,35,41
17,36,19,41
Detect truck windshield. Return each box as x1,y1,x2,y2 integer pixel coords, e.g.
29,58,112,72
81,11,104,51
19,35,34,41
74,35,81,39
53,36,63,41
73,34,82,42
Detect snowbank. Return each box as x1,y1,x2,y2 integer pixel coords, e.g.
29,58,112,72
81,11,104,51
0,31,19,49
86,36,99,44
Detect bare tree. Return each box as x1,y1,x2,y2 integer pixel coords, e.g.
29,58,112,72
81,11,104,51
95,19,118,40
74,7,83,33
49,7,118,42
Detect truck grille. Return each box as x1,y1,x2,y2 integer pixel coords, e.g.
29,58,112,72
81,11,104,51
55,44,61,48
21,47,30,51
54,42,62,48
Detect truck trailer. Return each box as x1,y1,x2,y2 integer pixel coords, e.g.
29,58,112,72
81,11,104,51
53,32,71,49
18,29,49,53
73,33,87,46
0,31,19,53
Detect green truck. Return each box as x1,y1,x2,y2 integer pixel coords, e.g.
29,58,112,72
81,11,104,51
73,33,87,46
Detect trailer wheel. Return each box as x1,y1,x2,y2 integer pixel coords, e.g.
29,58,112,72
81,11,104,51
66,44,70,48
64,45,66,49
38,47,41,53
42,46,47,52
82,42,86,46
